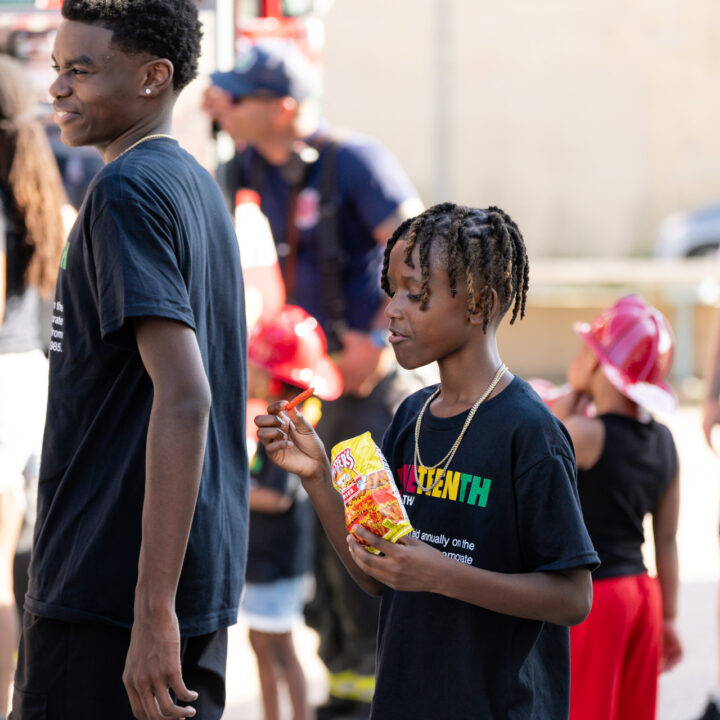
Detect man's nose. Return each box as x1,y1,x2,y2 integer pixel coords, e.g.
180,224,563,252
49,74,70,99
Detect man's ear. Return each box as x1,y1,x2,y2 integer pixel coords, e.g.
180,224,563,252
140,58,174,97
270,96,298,125
469,287,499,326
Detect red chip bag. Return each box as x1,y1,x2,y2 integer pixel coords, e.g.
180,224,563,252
330,431,413,553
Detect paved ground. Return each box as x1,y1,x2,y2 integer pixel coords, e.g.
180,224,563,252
222,403,720,720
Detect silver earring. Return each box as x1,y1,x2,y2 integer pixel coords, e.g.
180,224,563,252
145,88,152,95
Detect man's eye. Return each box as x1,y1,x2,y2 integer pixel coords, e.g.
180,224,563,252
71,68,88,75
407,293,422,302
51,64,60,72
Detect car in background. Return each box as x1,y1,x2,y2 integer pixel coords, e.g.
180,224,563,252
655,205,720,258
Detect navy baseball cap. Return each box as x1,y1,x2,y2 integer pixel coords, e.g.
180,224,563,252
210,39,321,102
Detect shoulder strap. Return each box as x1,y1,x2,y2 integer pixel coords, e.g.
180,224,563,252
312,134,346,353
235,136,348,353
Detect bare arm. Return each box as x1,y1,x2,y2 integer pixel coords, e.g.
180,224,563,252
371,198,424,244
0,230,5,327
653,470,683,671
249,486,292,514
255,403,383,595
703,310,720,449
547,388,603,470
335,198,424,397
123,317,212,720
347,527,592,626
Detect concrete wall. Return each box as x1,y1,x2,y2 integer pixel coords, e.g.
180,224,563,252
321,0,720,257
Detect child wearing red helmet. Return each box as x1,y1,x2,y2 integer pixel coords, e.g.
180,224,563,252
244,305,342,720
549,294,683,720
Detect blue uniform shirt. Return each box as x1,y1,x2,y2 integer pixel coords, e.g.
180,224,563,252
235,130,419,336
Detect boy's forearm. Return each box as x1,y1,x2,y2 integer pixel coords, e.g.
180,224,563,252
303,465,384,596
436,562,592,626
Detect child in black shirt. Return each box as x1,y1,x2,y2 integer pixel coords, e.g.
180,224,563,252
256,203,599,720
547,294,682,720
245,305,343,720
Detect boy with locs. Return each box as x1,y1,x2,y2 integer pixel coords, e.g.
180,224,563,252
11,2,248,720
256,203,599,719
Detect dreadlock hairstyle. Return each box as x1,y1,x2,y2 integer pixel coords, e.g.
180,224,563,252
61,0,202,92
0,54,67,298
381,203,529,332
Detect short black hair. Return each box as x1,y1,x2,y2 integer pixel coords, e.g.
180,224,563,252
381,203,530,331
61,0,202,92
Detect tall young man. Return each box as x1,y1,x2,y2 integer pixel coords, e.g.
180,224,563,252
11,2,249,719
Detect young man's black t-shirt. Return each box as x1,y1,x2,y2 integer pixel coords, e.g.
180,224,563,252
27,138,249,637
373,377,599,720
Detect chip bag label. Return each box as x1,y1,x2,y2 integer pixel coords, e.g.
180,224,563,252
331,431,413,553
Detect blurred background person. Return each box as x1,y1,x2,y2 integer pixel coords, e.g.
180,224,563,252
0,52,67,718
541,295,682,720
244,304,343,720
204,38,423,719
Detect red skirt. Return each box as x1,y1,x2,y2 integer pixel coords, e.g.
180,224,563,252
569,573,663,720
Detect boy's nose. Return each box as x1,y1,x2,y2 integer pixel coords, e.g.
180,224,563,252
385,296,401,319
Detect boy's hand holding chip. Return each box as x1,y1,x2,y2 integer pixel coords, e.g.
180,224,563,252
254,400,330,482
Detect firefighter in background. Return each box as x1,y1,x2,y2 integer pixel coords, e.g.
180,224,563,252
204,38,423,719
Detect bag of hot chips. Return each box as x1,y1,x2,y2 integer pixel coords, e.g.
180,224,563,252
330,431,413,553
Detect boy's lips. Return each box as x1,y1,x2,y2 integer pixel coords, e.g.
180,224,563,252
388,327,409,343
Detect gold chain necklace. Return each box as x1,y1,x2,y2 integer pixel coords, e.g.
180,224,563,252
413,363,508,492
113,133,175,161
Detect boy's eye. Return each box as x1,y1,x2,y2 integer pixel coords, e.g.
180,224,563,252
407,293,422,302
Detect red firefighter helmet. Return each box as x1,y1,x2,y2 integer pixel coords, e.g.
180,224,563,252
574,294,677,414
248,305,343,401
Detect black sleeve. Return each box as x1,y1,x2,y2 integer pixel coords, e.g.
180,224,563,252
88,175,195,348
515,450,600,573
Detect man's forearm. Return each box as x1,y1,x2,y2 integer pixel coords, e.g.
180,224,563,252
135,390,210,612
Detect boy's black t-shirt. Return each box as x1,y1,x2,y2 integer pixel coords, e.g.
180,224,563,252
374,376,599,720
246,445,313,583
27,139,249,637
578,413,677,579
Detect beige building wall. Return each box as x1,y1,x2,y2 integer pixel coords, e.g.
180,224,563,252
321,0,720,258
